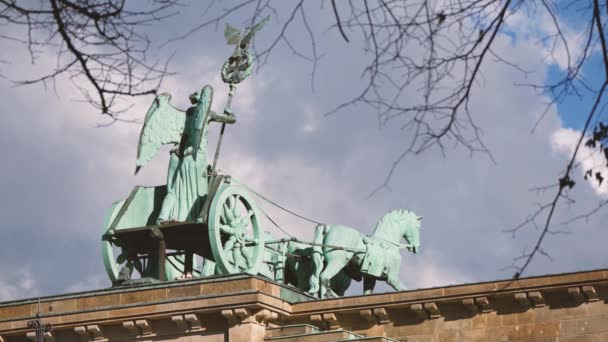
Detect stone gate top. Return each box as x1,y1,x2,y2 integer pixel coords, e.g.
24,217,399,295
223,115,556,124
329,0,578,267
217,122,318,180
1,268,608,341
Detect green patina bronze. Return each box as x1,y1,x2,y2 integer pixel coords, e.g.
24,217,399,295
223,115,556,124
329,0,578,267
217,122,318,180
307,210,422,298
101,17,270,285
100,16,423,297
136,86,232,224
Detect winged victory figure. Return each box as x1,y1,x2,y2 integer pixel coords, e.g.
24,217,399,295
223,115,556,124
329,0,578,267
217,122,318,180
135,85,235,224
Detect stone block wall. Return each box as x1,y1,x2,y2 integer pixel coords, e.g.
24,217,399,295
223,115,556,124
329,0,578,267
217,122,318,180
285,270,608,341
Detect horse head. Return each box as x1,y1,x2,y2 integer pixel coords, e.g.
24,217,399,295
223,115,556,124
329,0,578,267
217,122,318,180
401,211,421,254
373,209,422,253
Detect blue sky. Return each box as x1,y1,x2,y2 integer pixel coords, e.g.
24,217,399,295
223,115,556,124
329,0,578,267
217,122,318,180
0,1,607,300
547,60,605,130
533,0,606,131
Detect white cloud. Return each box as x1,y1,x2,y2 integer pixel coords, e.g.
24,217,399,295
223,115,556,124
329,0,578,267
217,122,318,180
300,104,320,133
506,6,586,71
2,3,608,299
218,149,379,241
552,127,608,197
0,268,38,302
66,274,109,294
409,257,470,289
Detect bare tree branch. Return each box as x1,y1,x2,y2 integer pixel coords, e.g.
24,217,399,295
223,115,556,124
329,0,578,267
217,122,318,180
510,0,608,278
5,0,608,278
331,0,349,43
0,0,179,117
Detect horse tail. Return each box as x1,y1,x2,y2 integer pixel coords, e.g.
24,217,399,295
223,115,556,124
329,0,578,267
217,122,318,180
308,224,328,294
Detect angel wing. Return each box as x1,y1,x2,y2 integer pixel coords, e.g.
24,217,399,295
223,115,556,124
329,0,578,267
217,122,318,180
135,93,186,174
225,23,241,45
241,15,270,48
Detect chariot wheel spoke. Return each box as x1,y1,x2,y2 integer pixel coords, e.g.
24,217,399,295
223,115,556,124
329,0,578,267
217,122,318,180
209,182,264,275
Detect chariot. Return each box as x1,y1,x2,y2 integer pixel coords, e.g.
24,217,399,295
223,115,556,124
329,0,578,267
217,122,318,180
101,174,281,284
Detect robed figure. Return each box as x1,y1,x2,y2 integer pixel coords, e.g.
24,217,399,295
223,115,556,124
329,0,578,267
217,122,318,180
135,85,235,223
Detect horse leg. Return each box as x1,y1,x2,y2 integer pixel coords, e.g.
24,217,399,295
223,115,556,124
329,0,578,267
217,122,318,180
331,270,352,296
363,275,377,295
308,225,328,295
319,252,349,298
386,272,407,291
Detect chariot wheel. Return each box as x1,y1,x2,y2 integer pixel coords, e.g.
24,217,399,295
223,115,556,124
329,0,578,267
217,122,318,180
101,200,193,283
208,182,265,275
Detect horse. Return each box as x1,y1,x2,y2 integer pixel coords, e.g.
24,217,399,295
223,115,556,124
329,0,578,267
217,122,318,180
308,209,421,298
283,241,353,296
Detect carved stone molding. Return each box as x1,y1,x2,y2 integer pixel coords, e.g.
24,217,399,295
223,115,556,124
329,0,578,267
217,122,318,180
568,287,584,301
462,298,477,313
583,285,599,302
463,297,492,313
26,331,54,342
74,326,88,338
87,325,104,340
234,308,250,321
424,302,440,318
410,303,427,319
310,312,340,329
528,291,545,307
323,313,339,329
359,308,391,324
222,309,239,326
514,291,546,308
514,292,530,309
567,286,598,302
222,308,253,326
410,302,440,319
135,319,153,335
475,297,492,313
123,319,152,336
172,314,202,330
373,308,391,324
184,313,202,330
171,315,188,330
253,309,278,326
310,314,322,324
359,309,376,323
122,321,137,334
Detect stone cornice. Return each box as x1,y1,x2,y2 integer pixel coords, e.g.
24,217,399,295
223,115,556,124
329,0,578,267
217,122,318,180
0,276,297,335
1,268,608,339
291,269,608,318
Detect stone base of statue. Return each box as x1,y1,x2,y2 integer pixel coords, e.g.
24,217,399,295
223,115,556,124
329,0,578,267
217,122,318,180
2,269,608,341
